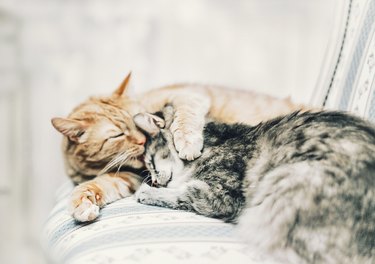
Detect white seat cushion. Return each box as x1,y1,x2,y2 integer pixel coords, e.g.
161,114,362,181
42,183,264,264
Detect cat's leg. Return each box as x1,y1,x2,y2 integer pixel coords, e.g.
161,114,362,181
135,182,195,210
69,172,142,222
140,88,211,160
169,92,210,160
135,180,241,221
135,180,218,212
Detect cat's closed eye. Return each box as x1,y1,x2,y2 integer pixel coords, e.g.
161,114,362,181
109,133,125,139
161,152,169,159
146,155,156,169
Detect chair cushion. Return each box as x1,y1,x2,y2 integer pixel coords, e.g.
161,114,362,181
42,183,259,264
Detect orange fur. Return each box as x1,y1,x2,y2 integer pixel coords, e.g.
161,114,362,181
69,171,142,222
114,72,132,96
139,84,311,125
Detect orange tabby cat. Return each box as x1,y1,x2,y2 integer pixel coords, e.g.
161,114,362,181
52,73,308,222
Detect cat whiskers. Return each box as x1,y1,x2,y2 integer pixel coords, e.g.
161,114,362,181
142,174,152,185
99,150,132,176
114,159,127,176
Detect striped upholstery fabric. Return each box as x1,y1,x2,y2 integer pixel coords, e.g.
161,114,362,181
324,0,375,121
43,183,255,264
43,1,375,263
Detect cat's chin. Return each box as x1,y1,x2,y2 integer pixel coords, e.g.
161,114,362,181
127,158,145,169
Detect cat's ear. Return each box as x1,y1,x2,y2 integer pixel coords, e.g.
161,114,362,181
113,72,132,97
162,105,174,129
133,113,165,137
51,118,88,143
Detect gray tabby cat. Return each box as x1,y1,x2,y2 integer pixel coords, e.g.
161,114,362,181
133,106,375,264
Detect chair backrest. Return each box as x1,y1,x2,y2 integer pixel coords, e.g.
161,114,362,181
319,0,375,121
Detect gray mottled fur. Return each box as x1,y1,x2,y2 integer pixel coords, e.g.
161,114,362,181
134,106,375,264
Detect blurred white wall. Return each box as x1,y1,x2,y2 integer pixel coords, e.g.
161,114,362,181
0,0,339,263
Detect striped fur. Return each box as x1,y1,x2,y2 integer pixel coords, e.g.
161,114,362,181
135,108,375,264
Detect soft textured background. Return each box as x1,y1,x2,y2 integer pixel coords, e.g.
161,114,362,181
0,0,341,263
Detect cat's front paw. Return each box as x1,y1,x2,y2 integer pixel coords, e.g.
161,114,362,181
173,130,203,161
135,183,154,205
69,187,101,222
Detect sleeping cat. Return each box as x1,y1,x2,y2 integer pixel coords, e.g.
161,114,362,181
52,73,307,222
134,106,375,264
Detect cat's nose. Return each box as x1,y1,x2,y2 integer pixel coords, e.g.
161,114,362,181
133,135,146,145
136,137,146,145
152,180,159,187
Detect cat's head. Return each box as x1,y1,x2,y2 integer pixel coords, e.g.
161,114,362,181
51,73,147,183
134,106,185,187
